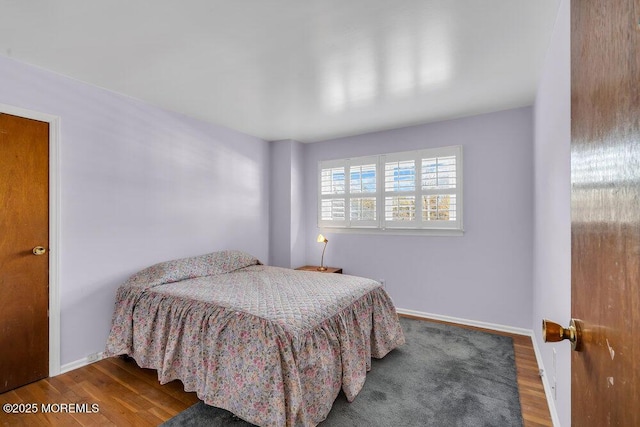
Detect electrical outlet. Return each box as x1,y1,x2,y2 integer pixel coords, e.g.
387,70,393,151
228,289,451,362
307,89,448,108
87,352,101,363
379,279,386,288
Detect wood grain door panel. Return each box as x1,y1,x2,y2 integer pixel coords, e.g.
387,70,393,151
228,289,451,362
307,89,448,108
0,113,49,393
571,0,640,424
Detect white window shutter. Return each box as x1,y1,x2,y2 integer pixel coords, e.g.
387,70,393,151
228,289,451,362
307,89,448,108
318,146,462,232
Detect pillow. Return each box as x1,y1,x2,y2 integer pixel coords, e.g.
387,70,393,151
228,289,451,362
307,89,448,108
125,250,260,289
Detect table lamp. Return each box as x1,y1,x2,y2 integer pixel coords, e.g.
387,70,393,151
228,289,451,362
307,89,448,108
316,234,328,271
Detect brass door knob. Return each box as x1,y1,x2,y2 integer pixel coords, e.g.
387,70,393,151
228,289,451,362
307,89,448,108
542,318,583,351
32,246,47,256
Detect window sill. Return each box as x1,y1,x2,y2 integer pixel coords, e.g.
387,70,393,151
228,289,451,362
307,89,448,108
318,227,464,237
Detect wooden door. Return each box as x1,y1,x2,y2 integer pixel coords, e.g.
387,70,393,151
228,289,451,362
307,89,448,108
571,0,639,425
0,113,50,393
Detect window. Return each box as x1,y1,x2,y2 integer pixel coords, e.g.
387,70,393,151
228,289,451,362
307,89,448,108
318,146,463,233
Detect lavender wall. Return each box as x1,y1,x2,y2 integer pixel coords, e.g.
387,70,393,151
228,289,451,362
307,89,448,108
532,0,571,425
0,55,269,366
303,107,534,329
269,140,293,267
269,139,307,268
290,140,307,268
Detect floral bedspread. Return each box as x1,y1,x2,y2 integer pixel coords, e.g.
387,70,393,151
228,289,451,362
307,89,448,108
105,250,405,427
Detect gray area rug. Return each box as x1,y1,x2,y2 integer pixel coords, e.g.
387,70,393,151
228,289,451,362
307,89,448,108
162,317,523,426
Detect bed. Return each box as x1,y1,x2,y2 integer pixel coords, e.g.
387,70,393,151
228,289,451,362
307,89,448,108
104,250,405,426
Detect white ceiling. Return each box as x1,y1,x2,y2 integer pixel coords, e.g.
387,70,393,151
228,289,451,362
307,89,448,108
0,0,560,143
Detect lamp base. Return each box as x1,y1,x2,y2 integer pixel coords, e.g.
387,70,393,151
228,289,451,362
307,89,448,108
317,266,328,271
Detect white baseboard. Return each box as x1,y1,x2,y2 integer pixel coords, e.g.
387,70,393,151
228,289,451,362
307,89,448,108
397,307,561,426
396,307,532,336
59,351,105,375
530,336,562,427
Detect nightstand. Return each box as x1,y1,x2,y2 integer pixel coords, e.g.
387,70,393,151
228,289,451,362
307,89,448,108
295,265,343,274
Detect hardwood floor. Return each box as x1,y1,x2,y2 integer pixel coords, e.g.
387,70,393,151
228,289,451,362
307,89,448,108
0,356,199,427
0,319,553,427
513,336,555,427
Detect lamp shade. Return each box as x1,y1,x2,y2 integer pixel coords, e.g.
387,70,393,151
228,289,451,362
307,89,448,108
317,234,328,243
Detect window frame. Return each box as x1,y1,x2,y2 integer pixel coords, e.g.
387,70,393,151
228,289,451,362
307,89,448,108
317,145,463,235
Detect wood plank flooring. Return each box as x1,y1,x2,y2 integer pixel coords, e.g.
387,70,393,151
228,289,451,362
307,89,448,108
0,317,553,426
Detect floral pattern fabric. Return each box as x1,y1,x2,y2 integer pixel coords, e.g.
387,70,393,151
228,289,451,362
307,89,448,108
105,250,405,427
